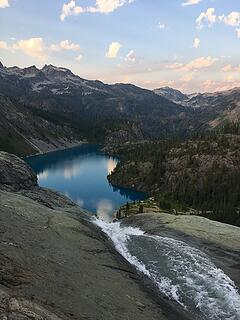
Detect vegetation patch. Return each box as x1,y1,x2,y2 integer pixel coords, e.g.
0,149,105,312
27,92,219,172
108,129,240,227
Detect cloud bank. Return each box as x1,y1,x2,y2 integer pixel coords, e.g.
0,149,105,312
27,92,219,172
0,38,82,61
60,0,135,21
196,8,240,38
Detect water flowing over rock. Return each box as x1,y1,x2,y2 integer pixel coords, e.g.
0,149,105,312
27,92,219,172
0,151,190,320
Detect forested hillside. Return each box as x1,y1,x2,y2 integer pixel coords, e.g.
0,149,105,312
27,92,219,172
107,129,240,226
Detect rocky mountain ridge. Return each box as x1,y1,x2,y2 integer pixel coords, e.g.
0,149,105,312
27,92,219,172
154,87,189,104
0,62,193,155
0,62,239,156
154,86,240,128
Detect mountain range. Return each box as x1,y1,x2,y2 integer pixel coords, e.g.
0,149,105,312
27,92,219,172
154,86,240,128
0,62,239,156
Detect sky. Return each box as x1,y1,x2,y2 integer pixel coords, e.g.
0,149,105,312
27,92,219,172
0,0,240,93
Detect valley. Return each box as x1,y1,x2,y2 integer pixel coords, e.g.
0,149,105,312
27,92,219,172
0,62,239,320
1,62,239,157
1,1,240,319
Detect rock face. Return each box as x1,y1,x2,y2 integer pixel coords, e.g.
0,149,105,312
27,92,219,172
0,152,37,191
0,151,191,320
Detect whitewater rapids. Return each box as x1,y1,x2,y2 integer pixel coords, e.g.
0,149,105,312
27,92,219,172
94,219,240,320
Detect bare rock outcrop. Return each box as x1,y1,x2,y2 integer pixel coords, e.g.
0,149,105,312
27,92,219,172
0,152,37,191
0,151,189,320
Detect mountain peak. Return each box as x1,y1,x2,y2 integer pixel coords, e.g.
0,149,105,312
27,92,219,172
154,87,188,104
42,64,70,72
0,61,4,69
23,65,39,74
42,64,53,70
41,64,74,79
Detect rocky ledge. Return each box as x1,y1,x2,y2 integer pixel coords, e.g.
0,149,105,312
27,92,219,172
0,151,192,320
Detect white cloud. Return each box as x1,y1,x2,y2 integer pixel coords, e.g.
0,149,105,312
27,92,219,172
224,75,235,83
167,56,219,72
196,8,217,30
0,41,9,49
125,50,136,62
219,12,240,38
50,40,80,52
76,54,83,61
105,42,122,58
219,12,240,27
183,56,219,71
60,0,134,21
222,64,232,72
0,0,9,8
181,73,194,82
222,64,240,72
193,37,200,48
158,22,166,29
166,62,184,70
60,0,83,21
85,0,135,13
1,38,81,62
201,78,240,92
13,38,47,61
182,0,202,7
196,9,240,38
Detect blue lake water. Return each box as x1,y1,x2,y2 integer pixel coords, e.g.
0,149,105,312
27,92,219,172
26,145,240,320
26,144,147,219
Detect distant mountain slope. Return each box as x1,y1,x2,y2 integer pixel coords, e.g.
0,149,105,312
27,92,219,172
154,86,240,129
154,87,188,104
0,108,36,156
0,62,239,156
185,88,240,128
0,63,193,155
0,94,84,156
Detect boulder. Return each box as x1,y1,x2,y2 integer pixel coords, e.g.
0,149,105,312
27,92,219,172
0,152,37,191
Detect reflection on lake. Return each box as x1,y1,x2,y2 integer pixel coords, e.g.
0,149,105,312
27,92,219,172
26,144,147,219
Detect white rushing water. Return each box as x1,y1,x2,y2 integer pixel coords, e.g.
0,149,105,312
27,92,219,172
94,219,240,320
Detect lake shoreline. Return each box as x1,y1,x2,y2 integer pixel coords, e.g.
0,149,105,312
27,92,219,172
0,151,194,320
24,140,88,159
26,143,147,215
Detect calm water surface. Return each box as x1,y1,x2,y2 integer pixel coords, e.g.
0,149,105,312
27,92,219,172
26,144,147,219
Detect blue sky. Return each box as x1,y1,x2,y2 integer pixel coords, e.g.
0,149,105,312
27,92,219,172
0,0,239,92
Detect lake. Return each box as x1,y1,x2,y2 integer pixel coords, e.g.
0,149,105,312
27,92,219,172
26,144,147,220
26,144,240,319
